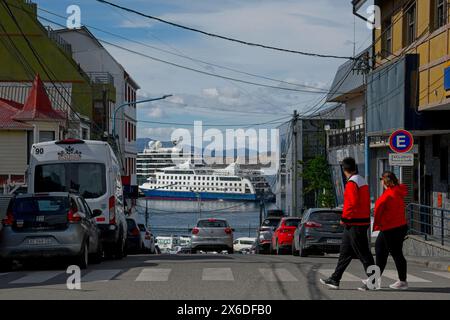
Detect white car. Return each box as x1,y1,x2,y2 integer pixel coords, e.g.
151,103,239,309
138,223,156,254
233,237,256,253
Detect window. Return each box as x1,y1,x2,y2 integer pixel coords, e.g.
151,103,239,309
35,163,106,199
39,131,55,142
405,2,416,46
434,0,447,29
383,19,393,57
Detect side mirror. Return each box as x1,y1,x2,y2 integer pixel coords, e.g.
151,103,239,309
231,228,235,232
188,228,193,232
92,209,102,218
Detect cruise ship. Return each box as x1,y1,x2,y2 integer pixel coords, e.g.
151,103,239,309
139,162,257,201
136,140,203,186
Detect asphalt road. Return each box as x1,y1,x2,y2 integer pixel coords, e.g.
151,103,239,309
0,253,449,300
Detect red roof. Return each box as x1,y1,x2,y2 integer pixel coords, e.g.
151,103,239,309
0,98,32,130
13,74,66,121
0,74,66,130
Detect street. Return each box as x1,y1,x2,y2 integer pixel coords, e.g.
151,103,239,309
0,253,449,300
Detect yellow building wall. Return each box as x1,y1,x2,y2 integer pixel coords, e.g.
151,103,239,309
374,0,450,110
0,130,28,176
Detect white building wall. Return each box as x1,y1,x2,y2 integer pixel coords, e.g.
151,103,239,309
344,95,364,128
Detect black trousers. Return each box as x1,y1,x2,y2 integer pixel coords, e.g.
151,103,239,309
331,225,375,282
375,225,408,282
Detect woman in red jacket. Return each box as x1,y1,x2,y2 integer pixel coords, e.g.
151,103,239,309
374,171,409,290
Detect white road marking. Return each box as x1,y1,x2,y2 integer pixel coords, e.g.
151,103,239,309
82,269,122,283
259,268,298,282
202,268,234,281
382,270,431,283
10,271,63,284
423,271,450,280
135,268,171,282
317,269,362,282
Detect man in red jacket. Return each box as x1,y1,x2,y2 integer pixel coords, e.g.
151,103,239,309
320,157,375,290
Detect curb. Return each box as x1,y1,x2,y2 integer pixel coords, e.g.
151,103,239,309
406,256,450,272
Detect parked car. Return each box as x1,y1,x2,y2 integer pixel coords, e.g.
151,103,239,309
0,192,103,270
126,217,144,253
292,208,344,257
233,237,256,253
190,218,234,254
28,139,128,259
138,223,156,254
271,217,302,255
256,216,283,254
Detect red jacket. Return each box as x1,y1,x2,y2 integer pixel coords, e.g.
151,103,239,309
373,184,408,232
341,175,371,226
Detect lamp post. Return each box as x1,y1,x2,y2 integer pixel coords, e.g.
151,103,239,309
112,95,172,139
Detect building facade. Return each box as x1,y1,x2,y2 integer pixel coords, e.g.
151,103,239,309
57,27,140,186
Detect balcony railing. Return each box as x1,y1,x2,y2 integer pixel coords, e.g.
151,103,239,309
46,26,72,55
327,124,365,149
86,72,115,85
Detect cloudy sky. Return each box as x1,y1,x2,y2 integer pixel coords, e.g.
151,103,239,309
36,0,371,141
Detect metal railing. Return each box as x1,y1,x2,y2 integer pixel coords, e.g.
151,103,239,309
327,124,365,148
46,26,72,55
407,203,450,246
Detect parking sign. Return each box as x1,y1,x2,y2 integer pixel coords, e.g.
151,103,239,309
389,130,414,153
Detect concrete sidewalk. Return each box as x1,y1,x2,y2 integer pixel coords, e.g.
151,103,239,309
406,256,450,272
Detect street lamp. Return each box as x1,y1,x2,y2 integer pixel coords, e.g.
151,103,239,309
112,95,172,139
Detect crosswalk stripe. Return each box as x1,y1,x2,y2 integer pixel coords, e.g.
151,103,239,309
10,271,63,284
382,270,431,283
423,271,450,280
259,268,298,282
0,273,9,277
317,269,362,282
135,268,171,282
82,269,122,283
202,268,234,281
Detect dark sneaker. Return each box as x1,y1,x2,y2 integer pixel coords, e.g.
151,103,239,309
320,277,339,290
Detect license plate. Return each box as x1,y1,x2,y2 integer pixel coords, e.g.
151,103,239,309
26,238,54,246
327,239,341,244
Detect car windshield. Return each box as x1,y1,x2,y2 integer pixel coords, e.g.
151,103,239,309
138,224,146,232
310,211,342,222
262,218,280,227
12,196,69,216
197,220,227,228
284,219,301,227
34,163,106,199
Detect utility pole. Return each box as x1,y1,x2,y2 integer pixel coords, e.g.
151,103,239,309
145,198,149,228
292,110,299,217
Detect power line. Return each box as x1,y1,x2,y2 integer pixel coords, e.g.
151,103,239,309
95,0,356,60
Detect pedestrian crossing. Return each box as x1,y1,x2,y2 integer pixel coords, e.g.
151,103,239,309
0,267,449,286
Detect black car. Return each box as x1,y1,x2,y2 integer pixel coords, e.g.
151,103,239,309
292,209,344,257
126,217,144,253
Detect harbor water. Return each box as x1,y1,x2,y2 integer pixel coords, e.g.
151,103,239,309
136,199,277,239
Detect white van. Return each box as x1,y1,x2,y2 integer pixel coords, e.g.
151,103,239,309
28,139,127,259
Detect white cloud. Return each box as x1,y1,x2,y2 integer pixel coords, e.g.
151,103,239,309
147,106,165,118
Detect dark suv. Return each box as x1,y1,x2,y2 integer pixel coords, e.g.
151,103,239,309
0,192,103,270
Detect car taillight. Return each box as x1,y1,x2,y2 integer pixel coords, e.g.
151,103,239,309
68,209,81,223
2,209,14,226
109,196,115,224
192,228,199,235
225,227,232,234
305,221,322,228
131,227,140,236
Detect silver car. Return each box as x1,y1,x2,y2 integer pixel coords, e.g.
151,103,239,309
190,218,234,254
292,208,343,257
0,192,102,271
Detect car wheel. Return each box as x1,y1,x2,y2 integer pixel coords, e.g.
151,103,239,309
114,233,125,260
76,242,89,269
227,248,234,255
191,249,197,254
299,239,308,257
90,241,103,264
276,241,280,255
292,243,299,256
